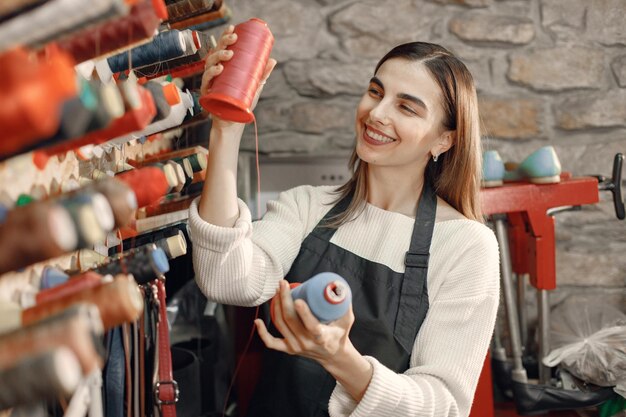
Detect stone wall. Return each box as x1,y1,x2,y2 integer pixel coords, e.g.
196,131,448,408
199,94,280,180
209,0,626,312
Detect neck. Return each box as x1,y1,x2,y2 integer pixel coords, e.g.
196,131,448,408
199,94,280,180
366,162,428,216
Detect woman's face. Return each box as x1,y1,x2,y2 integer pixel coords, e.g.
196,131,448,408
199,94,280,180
355,58,450,170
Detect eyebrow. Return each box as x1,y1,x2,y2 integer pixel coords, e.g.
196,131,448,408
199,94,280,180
370,76,429,112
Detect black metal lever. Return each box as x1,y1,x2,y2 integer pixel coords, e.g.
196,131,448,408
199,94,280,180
595,153,625,220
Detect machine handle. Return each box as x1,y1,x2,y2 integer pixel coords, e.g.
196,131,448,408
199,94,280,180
597,153,625,220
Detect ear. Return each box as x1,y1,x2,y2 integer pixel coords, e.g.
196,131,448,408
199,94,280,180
431,130,455,157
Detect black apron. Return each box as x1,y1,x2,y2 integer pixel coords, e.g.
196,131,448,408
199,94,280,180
247,178,437,417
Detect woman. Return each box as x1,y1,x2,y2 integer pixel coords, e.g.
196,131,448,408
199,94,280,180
190,24,499,417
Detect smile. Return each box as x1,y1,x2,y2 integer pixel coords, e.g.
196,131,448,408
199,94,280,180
364,127,396,145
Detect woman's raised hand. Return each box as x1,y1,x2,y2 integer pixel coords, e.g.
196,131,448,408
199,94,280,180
200,25,276,126
255,280,355,366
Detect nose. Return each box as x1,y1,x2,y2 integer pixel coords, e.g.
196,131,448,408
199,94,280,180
368,100,390,126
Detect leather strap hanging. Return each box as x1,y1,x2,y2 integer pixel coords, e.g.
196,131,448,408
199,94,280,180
154,278,178,417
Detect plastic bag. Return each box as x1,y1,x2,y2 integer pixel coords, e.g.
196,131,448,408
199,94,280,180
542,298,626,397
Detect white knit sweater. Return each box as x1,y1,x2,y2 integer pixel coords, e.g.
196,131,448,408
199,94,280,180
189,185,500,417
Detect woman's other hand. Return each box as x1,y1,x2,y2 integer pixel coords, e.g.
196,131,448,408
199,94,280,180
255,280,355,366
200,25,276,128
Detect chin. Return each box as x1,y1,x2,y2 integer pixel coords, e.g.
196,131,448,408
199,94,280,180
355,142,376,165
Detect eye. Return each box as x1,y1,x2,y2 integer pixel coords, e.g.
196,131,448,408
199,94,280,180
368,88,383,98
400,104,417,115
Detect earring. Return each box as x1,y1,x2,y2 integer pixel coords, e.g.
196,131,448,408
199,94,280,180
433,153,439,162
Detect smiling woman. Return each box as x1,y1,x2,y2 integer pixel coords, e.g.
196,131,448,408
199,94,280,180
190,29,499,417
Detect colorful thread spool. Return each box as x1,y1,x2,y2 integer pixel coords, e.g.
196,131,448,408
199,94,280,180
96,245,169,284
270,272,352,325
57,1,162,64
199,18,273,123
116,166,170,208
0,0,127,53
168,0,225,30
107,29,188,73
166,0,214,22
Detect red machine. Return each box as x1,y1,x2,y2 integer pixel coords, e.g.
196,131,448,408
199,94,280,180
470,154,624,417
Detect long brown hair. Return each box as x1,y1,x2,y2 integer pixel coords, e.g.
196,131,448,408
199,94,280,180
327,42,483,226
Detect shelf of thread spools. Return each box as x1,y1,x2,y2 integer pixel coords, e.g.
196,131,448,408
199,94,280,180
0,0,236,414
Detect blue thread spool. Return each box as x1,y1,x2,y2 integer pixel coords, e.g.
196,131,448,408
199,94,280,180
271,272,352,325
40,267,70,289
107,30,188,73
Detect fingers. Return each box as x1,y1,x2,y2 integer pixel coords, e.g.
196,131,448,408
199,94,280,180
294,299,324,342
255,319,288,352
261,58,277,83
272,282,303,353
200,27,237,95
200,63,221,96
215,25,236,50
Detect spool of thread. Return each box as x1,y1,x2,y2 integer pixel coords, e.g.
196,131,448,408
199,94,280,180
36,271,103,305
166,0,214,22
57,1,162,64
199,18,273,123
0,48,77,158
116,166,170,207
0,347,82,409
167,160,187,193
89,178,138,228
156,230,187,259
57,192,114,247
109,84,194,144
270,272,352,325
75,249,108,271
95,245,169,284
134,30,205,78
0,304,105,373
0,205,8,224
107,30,188,73
40,267,71,289
0,0,127,53
144,81,173,123
0,203,78,275
169,0,226,30
22,275,144,330
0,0,49,21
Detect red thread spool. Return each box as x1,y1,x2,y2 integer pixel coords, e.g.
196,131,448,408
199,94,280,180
199,18,273,123
117,167,169,208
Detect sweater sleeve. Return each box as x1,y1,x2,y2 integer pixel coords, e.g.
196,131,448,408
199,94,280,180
328,224,500,417
189,186,323,306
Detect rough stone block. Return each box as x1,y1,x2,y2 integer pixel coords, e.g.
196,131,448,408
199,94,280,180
284,60,374,97
556,248,625,287
462,57,492,92
611,55,626,88
507,46,605,91
586,0,626,46
329,0,443,58
227,1,335,61
290,100,357,134
449,14,535,44
479,96,542,139
554,90,626,130
253,99,294,133
426,0,492,6
540,0,586,30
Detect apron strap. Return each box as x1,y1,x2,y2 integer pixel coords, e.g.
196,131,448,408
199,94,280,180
395,176,437,353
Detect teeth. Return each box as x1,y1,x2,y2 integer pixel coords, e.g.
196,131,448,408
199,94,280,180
366,129,395,143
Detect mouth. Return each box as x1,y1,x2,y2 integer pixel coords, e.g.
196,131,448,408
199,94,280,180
362,125,396,145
